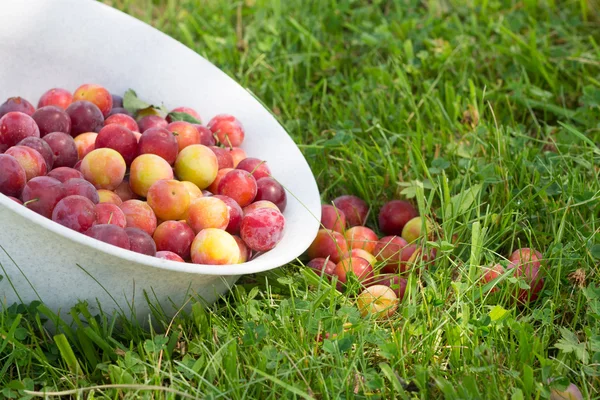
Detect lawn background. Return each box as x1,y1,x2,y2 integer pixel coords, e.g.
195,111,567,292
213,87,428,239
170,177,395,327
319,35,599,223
1,0,600,398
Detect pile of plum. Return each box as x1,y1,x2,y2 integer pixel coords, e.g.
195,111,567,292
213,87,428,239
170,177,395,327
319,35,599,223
0,84,287,265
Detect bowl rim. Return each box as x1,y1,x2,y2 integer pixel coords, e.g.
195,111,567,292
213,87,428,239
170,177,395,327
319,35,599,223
0,0,322,276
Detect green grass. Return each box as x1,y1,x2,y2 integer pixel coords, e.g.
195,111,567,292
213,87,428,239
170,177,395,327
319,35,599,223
2,0,600,398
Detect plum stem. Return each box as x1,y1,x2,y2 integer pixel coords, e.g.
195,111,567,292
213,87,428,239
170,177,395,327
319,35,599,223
23,198,39,206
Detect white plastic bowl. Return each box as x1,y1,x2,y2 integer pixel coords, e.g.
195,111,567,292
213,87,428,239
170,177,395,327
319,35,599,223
0,0,321,322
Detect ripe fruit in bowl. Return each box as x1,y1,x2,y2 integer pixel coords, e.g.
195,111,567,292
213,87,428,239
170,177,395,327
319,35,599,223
80,148,127,190
190,228,240,265
207,114,245,147
0,111,40,152
174,144,218,190
129,153,174,197
0,0,321,324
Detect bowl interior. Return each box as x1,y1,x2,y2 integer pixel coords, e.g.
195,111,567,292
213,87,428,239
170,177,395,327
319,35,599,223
0,0,321,275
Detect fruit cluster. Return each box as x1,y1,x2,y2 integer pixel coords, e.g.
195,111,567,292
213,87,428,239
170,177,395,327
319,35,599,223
480,247,546,303
308,195,546,318
307,196,435,318
0,84,287,265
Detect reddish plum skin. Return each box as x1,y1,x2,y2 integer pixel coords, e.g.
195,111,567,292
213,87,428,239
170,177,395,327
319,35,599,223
114,178,138,202
120,200,158,236
345,226,378,253
95,124,138,165
186,197,230,233
52,195,97,233
240,208,286,252
153,220,195,260
190,228,240,265
104,113,139,132
509,248,543,270
129,154,174,197
228,147,247,167
343,248,377,266
5,146,47,181
209,146,234,170
207,114,245,147
373,236,411,274
208,168,234,194
31,106,72,137
63,178,100,204
138,115,168,132
8,196,23,204
307,229,349,264
156,251,185,262
193,125,216,146
320,204,346,233
307,258,337,277
242,200,280,214
0,112,41,153
233,235,250,263
333,257,374,284
0,154,27,197
147,179,190,221
111,94,123,108
401,216,434,243
66,101,104,136
365,274,408,301
22,176,66,218
213,195,243,235
378,200,419,236
80,148,126,191
47,167,83,183
0,97,35,118
138,127,179,165
236,158,272,180
97,189,123,206
167,107,201,122
74,132,98,160
43,132,79,168
181,181,203,202
517,277,544,304
218,170,257,208
38,88,73,110
73,84,113,117
167,121,200,152
125,227,157,256
85,224,130,250
332,195,369,227
17,137,54,170
255,177,287,212
94,203,127,228
175,144,219,190
108,107,133,118
481,263,505,293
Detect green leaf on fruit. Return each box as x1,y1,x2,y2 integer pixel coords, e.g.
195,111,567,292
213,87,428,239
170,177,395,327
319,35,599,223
123,89,166,116
167,111,202,124
123,89,151,113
